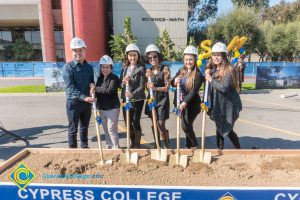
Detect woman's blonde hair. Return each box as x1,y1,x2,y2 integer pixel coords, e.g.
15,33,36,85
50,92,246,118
179,55,198,92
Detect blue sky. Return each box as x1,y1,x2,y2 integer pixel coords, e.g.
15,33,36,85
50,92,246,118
217,0,297,16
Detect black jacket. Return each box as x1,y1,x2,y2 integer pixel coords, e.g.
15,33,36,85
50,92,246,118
120,65,146,101
171,68,203,113
95,73,120,110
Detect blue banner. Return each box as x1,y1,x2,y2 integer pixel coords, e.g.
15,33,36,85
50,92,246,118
1,61,300,78
0,182,299,200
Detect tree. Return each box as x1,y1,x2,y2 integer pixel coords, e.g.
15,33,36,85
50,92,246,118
109,16,137,61
256,21,271,61
207,6,262,54
156,29,176,61
207,19,225,42
188,36,197,47
122,16,137,44
3,44,13,61
265,21,299,61
232,0,269,10
262,0,300,24
188,0,218,32
52,69,61,84
9,38,34,61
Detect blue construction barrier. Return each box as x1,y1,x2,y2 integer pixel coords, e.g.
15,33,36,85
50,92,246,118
0,61,299,78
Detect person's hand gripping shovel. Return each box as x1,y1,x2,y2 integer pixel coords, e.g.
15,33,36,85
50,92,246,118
169,81,188,168
92,93,113,166
192,80,212,164
119,76,138,165
146,70,168,162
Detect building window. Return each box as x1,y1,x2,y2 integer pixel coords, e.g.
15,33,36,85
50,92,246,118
54,26,65,61
0,30,12,44
0,27,42,61
33,49,43,61
25,31,41,44
56,49,65,61
54,30,64,44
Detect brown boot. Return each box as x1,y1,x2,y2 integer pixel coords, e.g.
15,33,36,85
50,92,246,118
164,130,170,149
134,130,142,149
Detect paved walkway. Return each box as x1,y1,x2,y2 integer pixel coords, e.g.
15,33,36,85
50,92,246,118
0,89,299,162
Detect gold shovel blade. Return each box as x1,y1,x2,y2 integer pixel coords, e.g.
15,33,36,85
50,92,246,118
192,150,211,164
98,159,113,166
150,149,168,162
169,153,188,168
119,151,138,165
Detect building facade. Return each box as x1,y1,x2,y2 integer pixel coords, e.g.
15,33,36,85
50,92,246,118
0,0,64,61
113,0,188,52
0,0,188,62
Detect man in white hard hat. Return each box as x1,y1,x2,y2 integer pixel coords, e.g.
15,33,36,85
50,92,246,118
63,37,95,148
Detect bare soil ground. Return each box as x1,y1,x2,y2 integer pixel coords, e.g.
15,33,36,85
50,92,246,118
1,151,300,187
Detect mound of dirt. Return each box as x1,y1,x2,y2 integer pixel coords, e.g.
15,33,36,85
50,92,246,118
1,152,300,186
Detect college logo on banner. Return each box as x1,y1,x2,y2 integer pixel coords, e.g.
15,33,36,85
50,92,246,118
219,192,237,200
8,162,36,190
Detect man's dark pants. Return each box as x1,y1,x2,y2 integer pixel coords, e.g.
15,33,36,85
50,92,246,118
66,99,92,148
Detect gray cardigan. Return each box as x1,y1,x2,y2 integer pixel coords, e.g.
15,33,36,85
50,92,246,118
120,65,146,101
210,72,242,136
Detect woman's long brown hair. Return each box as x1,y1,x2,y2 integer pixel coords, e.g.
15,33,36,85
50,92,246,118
209,52,238,91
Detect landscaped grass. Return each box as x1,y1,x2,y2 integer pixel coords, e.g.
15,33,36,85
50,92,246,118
0,83,255,93
0,85,46,93
242,83,255,90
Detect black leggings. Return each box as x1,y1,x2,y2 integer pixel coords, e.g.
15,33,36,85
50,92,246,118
122,100,144,132
181,107,199,148
216,129,241,149
149,113,168,135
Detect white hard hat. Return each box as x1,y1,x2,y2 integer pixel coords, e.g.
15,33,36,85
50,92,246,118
212,42,228,53
70,37,86,49
145,44,160,54
183,45,198,56
125,43,140,54
99,55,113,65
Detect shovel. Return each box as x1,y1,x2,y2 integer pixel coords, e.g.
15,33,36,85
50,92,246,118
92,94,113,166
119,80,138,165
193,80,211,164
169,82,188,168
147,75,167,162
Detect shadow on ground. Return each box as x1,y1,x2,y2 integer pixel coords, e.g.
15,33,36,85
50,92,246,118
0,125,67,160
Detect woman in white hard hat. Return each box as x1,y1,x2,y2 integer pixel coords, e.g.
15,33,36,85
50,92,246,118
205,42,242,150
120,43,146,148
94,55,120,149
171,45,203,149
144,44,171,149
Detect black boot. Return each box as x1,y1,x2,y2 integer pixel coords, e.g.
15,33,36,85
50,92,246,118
134,130,142,149
216,131,224,150
228,130,241,149
130,130,135,148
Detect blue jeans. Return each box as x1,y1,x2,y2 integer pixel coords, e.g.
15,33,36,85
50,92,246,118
66,100,92,148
